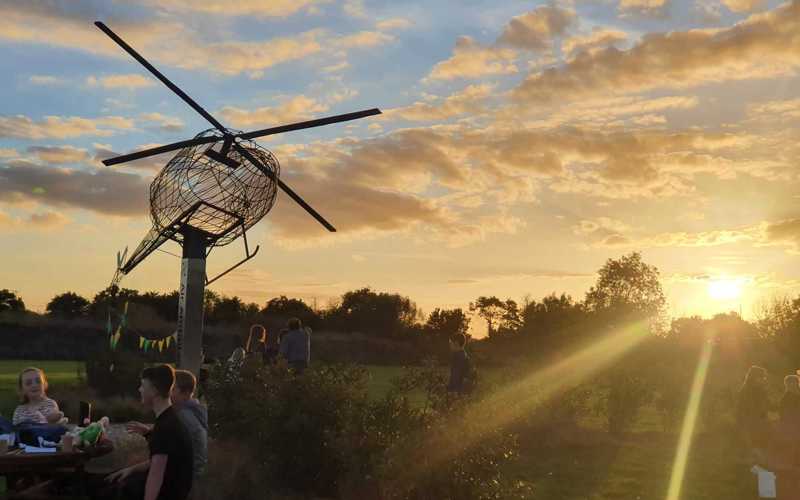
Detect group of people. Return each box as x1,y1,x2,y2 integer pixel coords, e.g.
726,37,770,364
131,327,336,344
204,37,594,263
738,365,800,499
11,364,206,500
230,318,312,373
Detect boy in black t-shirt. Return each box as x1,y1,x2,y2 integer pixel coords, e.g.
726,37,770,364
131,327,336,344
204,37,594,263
104,365,194,500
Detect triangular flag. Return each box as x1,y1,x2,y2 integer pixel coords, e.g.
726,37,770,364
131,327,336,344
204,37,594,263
106,310,112,336
143,340,149,352
158,340,164,352
165,336,172,349
139,337,145,349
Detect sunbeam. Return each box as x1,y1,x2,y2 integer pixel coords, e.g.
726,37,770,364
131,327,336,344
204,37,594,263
666,339,714,500
391,320,652,484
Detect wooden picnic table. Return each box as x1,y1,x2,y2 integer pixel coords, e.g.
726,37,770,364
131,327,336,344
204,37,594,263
0,440,114,498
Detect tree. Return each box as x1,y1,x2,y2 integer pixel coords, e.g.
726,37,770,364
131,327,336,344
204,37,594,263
88,285,140,319
208,295,247,325
0,289,25,313
584,252,666,330
329,288,419,337
262,296,317,327
425,308,470,339
46,292,90,319
469,296,520,336
519,293,584,339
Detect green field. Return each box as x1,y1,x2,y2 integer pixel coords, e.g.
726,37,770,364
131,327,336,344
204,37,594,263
0,361,759,499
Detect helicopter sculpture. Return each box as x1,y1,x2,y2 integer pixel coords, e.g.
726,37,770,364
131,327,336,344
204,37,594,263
94,22,381,374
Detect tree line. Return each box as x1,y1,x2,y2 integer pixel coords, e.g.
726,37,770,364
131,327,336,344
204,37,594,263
2,252,799,361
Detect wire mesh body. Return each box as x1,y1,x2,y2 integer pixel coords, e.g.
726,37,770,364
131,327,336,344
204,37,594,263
149,129,280,247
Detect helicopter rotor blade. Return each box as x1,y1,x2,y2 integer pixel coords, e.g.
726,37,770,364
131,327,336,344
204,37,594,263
101,136,221,166
94,21,229,135
237,108,381,141
233,143,336,232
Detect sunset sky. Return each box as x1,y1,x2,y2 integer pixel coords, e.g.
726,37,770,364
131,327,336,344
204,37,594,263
1,0,799,325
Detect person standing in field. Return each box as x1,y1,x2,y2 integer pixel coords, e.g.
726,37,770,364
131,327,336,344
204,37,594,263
279,318,310,374
447,333,470,394
737,365,771,465
772,375,800,500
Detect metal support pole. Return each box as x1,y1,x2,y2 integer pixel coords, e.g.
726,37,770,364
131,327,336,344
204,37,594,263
177,227,206,377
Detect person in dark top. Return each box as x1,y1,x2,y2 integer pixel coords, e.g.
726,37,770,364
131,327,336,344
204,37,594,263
105,365,194,500
771,375,800,500
447,333,470,394
279,318,310,374
263,327,280,365
736,365,770,464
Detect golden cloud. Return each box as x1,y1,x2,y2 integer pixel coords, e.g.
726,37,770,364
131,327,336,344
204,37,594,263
27,145,90,164
28,75,64,86
387,84,494,121
722,0,767,13
0,210,70,231
427,36,518,80
376,18,413,31
562,28,627,58
142,0,330,17
218,95,330,128
618,0,670,16
86,74,155,90
514,2,800,103
498,5,576,51
0,115,135,140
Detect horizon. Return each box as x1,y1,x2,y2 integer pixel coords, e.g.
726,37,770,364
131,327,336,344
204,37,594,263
1,0,799,324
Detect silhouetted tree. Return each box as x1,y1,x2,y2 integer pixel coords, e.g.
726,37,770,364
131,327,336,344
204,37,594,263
519,293,584,339
425,308,470,339
0,289,25,313
262,296,317,327
46,292,89,319
329,287,419,337
584,252,666,332
469,296,520,336
88,285,140,319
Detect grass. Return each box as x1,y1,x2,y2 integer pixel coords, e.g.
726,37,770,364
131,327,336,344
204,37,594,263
0,360,760,499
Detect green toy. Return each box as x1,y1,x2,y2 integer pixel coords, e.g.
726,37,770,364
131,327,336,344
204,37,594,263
66,416,110,448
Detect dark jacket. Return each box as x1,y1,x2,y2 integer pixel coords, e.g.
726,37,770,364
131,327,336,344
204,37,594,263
447,350,470,393
279,328,310,365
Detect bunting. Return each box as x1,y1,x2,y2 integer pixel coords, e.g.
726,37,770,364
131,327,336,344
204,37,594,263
107,300,176,352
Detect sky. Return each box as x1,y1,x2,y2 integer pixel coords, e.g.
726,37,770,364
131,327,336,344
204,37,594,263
1,0,799,327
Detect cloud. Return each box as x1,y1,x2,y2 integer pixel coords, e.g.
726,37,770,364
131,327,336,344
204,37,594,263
28,75,64,86
376,18,412,31
763,218,800,251
86,74,155,90
722,0,767,13
0,115,135,140
0,160,150,216
562,28,627,58
0,4,376,78
218,95,330,128
139,112,185,133
498,5,576,51
343,0,367,18
0,210,70,231
27,145,90,164
387,84,494,121
427,36,518,80
141,0,329,17
573,217,632,237
335,31,394,49
747,98,800,121
514,2,800,104
0,148,17,158
618,0,670,16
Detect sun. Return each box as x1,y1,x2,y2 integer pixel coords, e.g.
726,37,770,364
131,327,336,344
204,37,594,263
707,279,743,301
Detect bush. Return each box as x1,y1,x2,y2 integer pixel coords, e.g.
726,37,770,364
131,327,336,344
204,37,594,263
85,350,145,399
206,358,519,499
595,370,653,436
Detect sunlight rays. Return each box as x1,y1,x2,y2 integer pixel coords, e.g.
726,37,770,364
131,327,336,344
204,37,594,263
666,339,714,500
393,320,652,483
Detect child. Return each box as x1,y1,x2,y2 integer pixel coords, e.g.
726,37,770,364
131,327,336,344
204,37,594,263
104,365,194,500
13,367,65,425
128,370,208,482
